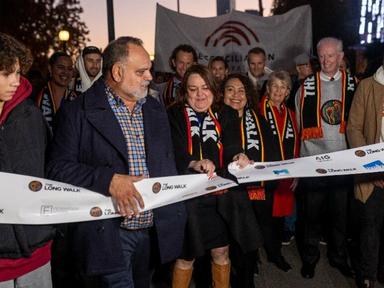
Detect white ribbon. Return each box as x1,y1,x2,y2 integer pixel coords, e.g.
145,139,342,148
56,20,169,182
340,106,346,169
0,173,236,225
228,143,384,183
2,143,383,225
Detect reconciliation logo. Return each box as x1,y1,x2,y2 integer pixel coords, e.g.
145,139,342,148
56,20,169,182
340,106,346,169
205,21,259,47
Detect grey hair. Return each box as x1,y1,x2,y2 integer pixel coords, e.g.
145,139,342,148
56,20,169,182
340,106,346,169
102,36,143,75
267,70,292,90
316,37,343,53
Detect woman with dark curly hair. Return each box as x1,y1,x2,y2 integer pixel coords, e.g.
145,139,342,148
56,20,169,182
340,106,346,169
222,73,288,286
0,32,54,287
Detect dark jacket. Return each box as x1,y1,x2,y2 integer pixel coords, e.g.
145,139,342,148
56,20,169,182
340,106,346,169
0,78,53,258
46,79,186,275
168,103,261,255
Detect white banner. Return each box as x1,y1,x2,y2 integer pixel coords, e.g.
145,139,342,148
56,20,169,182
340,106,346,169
154,4,312,73
229,143,384,183
0,173,236,225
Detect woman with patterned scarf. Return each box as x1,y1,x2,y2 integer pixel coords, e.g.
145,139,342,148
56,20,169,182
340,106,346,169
222,73,281,286
258,70,300,270
168,65,251,288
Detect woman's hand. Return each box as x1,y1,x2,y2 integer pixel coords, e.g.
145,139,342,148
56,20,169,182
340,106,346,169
188,159,216,177
233,153,253,169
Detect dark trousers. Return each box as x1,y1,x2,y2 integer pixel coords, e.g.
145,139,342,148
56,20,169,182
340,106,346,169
359,187,384,280
252,190,284,261
230,240,257,288
101,229,150,288
296,176,351,265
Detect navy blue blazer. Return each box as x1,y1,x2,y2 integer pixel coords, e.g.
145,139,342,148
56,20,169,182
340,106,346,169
47,79,186,275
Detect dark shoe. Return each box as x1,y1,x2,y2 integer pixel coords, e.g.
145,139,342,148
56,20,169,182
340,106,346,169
270,256,292,272
377,265,384,283
329,261,355,278
282,232,295,246
357,279,375,288
301,262,316,279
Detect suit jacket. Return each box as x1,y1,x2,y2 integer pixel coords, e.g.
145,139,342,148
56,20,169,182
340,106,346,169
347,75,384,203
47,79,186,275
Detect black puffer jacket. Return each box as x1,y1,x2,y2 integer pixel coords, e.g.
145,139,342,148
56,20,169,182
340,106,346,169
0,78,54,258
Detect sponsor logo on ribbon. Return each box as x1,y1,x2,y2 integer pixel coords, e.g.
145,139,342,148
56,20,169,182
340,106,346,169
152,182,161,194
90,207,103,217
363,160,384,170
355,150,366,157
28,181,42,192
273,169,289,175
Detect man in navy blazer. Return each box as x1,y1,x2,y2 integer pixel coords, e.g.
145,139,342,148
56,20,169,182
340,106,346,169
47,36,186,288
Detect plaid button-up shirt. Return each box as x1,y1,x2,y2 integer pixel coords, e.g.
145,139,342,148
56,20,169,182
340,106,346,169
106,85,153,230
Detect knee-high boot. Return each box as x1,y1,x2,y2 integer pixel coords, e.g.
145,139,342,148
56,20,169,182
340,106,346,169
172,266,193,288
212,262,230,288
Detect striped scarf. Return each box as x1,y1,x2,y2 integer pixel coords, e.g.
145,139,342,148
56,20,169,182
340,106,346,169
260,96,299,160
183,104,223,168
299,71,356,140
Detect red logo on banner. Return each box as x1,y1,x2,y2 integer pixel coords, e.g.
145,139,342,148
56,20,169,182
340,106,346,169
205,21,260,47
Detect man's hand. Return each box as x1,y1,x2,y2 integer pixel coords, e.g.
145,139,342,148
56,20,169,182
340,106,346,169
109,174,145,216
188,159,215,177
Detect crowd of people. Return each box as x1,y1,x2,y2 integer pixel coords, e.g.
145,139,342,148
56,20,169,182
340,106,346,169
0,30,384,288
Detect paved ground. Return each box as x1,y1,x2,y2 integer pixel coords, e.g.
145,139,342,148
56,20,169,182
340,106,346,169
152,239,384,288
252,241,383,288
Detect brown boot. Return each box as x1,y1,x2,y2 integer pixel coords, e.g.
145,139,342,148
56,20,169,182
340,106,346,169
211,262,230,288
172,266,193,288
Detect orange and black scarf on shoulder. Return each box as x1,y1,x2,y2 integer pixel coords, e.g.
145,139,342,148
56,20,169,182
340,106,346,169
260,96,299,160
240,107,266,200
183,104,223,169
162,77,180,108
299,71,356,140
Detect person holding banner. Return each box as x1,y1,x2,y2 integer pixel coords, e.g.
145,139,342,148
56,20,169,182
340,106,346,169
158,44,197,107
47,36,186,288
0,33,54,287
168,65,251,288
347,56,384,288
295,37,356,279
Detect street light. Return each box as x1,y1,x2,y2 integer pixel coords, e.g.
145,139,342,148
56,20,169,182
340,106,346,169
58,30,70,51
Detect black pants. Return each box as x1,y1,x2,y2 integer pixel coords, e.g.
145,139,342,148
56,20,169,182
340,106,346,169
359,187,384,280
230,239,257,288
252,190,284,262
296,176,351,265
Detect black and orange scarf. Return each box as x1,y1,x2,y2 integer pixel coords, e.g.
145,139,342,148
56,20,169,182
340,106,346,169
183,104,223,169
299,71,356,140
36,82,77,129
241,107,266,200
260,96,299,160
162,77,180,108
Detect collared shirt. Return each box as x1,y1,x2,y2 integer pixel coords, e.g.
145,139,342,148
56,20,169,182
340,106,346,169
105,84,153,230
319,70,342,82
